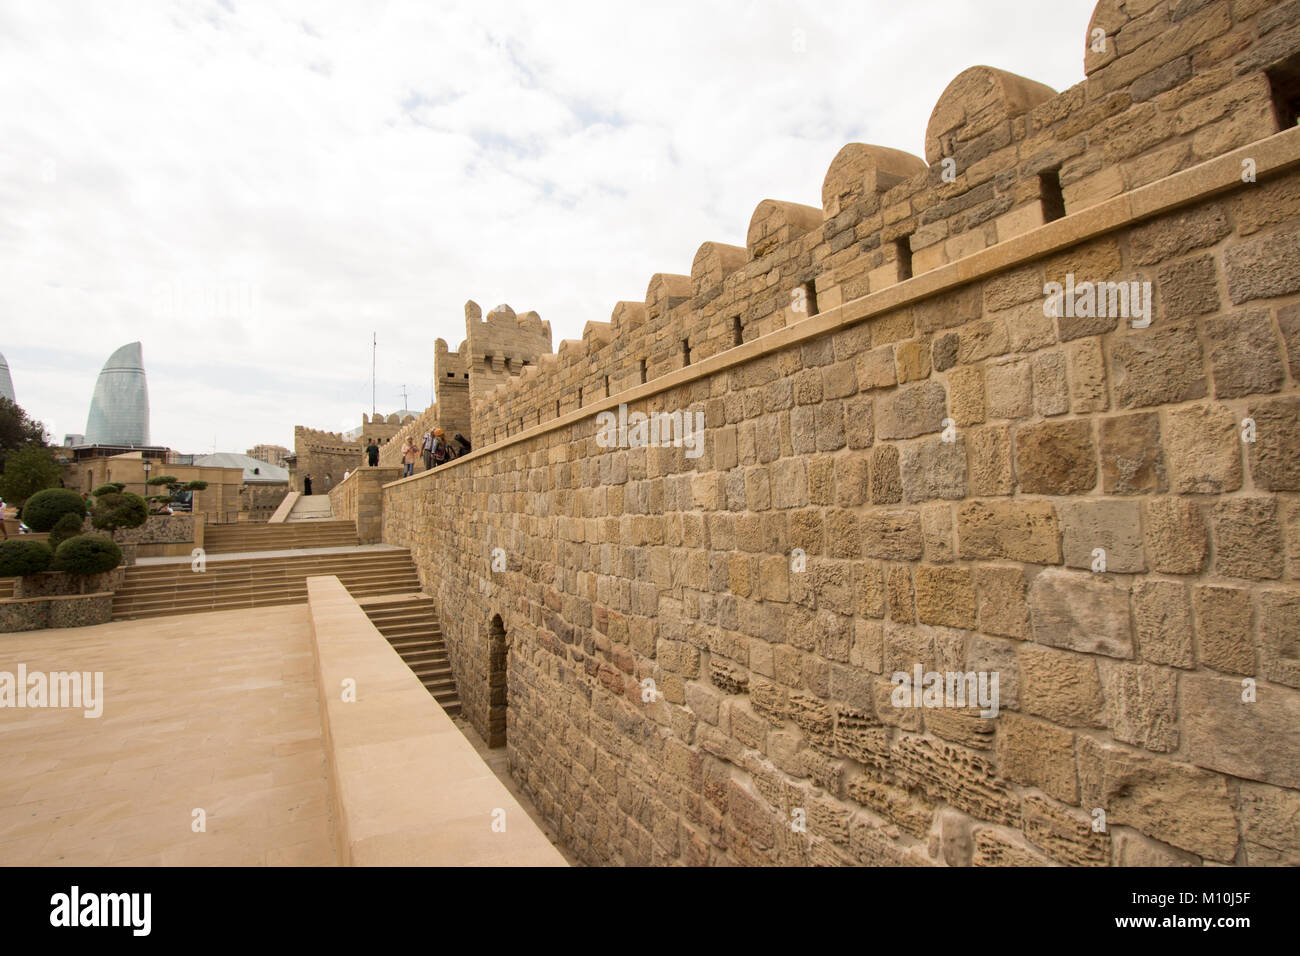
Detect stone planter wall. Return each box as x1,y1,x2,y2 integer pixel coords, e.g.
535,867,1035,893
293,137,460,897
0,593,113,632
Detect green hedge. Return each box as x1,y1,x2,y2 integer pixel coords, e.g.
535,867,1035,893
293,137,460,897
20,488,86,532
51,535,122,575
47,512,85,550
0,539,53,576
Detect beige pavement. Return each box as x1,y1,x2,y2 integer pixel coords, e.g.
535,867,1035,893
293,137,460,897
0,605,336,866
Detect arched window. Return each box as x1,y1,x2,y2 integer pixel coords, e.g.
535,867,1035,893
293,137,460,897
487,614,508,748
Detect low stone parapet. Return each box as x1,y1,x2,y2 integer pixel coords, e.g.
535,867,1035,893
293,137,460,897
0,592,113,632
305,575,565,866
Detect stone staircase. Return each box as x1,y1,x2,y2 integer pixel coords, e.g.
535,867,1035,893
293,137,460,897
112,548,420,620
286,494,335,522
203,519,358,554
362,594,461,716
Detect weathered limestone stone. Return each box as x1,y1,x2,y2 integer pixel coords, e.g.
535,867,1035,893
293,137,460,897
938,810,974,866
920,503,954,563
1109,324,1207,408
1164,402,1242,494
900,436,968,502
1258,589,1300,689
1203,310,1285,398
1157,254,1218,321
974,564,1030,639
887,565,914,623
1014,420,1097,495
1022,795,1110,866
957,499,1060,564
875,381,947,439
846,776,934,838
1238,782,1300,866
1098,661,1179,752
860,509,923,561
856,345,897,391
984,358,1031,419
1183,674,1300,790
1031,351,1070,417
965,425,1014,496
914,565,976,629
1193,584,1255,675
1128,202,1229,266
996,712,1078,804
844,395,875,449
1132,579,1194,668
932,333,959,372
1140,496,1208,573
1029,568,1132,658
1060,499,1145,573
850,619,884,671
1111,830,1201,866
1017,643,1107,728
1065,337,1109,413
1212,496,1284,580
947,364,986,426
1077,736,1238,863
854,562,888,619
895,340,931,383
972,827,1053,866
1246,397,1300,491
1280,302,1300,379
1224,223,1300,304
869,444,902,504
1099,411,1166,494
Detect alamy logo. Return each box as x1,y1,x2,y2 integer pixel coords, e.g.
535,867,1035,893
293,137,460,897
595,403,705,458
1043,273,1151,328
0,665,102,718
890,665,999,718
50,886,151,936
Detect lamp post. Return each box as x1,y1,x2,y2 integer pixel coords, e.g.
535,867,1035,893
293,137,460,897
141,458,152,500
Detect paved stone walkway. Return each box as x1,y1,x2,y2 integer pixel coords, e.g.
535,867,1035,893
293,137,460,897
0,605,335,866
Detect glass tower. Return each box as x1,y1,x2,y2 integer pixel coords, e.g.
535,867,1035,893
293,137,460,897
85,342,150,446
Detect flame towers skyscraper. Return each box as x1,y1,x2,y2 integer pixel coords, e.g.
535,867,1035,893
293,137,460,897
84,342,150,446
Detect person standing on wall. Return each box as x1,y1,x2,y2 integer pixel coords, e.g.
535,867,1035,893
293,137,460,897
401,439,416,477
432,428,452,468
366,439,380,466
304,474,313,495
421,430,434,471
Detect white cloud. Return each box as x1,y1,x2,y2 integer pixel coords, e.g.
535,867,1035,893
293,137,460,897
0,0,1099,452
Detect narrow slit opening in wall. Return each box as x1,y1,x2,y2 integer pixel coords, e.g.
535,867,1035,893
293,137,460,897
732,315,743,347
578,386,584,408
446,372,454,378
801,282,819,317
895,235,914,281
1039,167,1066,223
639,358,647,384
1267,51,1300,129
682,339,691,366
555,399,560,419
604,374,610,397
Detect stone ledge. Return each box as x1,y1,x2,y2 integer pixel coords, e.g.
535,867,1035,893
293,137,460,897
305,575,566,866
384,123,1300,490
268,491,299,523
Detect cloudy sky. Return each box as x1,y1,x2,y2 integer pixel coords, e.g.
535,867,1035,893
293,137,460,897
0,0,1098,454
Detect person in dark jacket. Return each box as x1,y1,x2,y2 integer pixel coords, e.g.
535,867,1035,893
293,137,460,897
366,439,380,466
454,433,471,456
303,474,313,495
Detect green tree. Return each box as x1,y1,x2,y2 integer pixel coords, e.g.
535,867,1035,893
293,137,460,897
18,487,83,531
89,488,148,539
51,535,122,590
0,398,49,471
0,444,61,505
146,475,208,513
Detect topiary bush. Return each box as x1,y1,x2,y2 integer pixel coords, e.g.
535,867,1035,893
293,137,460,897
90,490,148,538
47,512,85,550
0,538,53,576
92,483,125,496
51,534,121,575
20,488,86,532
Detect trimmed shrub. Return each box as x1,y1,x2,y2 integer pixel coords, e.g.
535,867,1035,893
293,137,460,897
47,512,85,549
90,490,148,537
20,488,85,532
92,483,126,496
51,535,122,575
0,538,53,576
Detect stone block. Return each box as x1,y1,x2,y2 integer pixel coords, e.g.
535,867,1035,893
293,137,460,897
860,509,923,561
1157,253,1219,322
1247,396,1300,491
869,445,902,504
1239,782,1300,866
948,365,986,426
894,340,931,383
1132,579,1194,669
1032,350,1070,417
1193,584,1255,675
1028,568,1132,659
1258,589,1300,689
1016,644,1106,728
974,565,1030,640
1203,310,1285,398
1183,674,1300,790
1015,420,1097,495
1064,337,1109,413
1224,224,1300,304
1164,402,1242,494
957,499,1061,564
1212,496,1284,580
1140,496,1208,574
1099,411,1166,494
913,565,976,629
1059,499,1145,573
996,712,1078,805
1098,661,1179,753
965,425,1013,496
920,503,954,563
1109,324,1207,408
899,436,968,502
984,359,1032,420
875,382,947,440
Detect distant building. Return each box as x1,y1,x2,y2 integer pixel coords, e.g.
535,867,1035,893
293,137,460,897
63,434,85,447
0,351,14,403
84,342,150,446
246,443,291,468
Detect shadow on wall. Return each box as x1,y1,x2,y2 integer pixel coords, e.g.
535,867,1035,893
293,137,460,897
488,614,508,749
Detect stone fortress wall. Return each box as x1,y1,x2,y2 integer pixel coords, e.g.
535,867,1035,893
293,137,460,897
377,0,1300,866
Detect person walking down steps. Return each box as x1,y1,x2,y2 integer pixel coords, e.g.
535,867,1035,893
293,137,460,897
421,430,434,471
402,439,416,477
